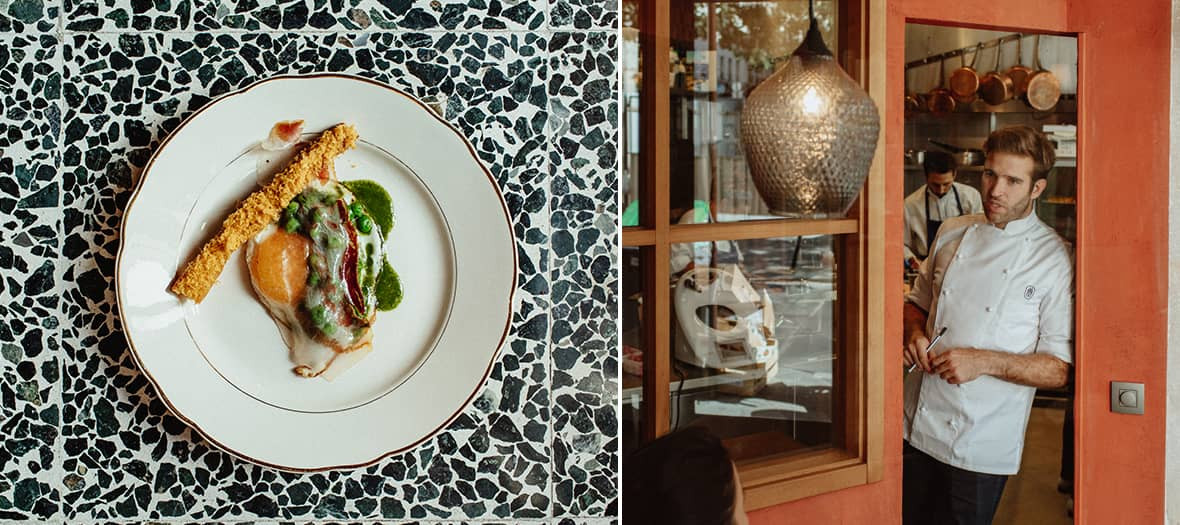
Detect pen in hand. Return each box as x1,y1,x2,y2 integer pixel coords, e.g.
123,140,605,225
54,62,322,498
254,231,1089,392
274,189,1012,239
907,326,948,373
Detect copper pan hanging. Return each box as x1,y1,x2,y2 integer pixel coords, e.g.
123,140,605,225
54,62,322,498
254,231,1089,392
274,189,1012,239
949,43,981,103
904,67,922,119
1005,34,1034,97
979,40,1014,105
926,58,956,115
1025,34,1061,111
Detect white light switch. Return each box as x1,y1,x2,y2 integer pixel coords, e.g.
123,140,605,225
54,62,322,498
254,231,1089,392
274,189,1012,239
1111,381,1144,415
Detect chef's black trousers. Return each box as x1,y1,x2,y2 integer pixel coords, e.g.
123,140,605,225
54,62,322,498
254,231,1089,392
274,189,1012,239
903,441,1009,525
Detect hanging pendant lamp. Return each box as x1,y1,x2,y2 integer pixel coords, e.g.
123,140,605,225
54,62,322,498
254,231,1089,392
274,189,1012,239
740,0,881,217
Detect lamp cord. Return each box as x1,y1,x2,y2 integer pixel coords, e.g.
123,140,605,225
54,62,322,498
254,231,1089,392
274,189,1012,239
671,365,686,431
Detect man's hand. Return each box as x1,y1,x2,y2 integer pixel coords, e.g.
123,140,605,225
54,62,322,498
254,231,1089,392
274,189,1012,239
930,348,996,384
904,332,933,373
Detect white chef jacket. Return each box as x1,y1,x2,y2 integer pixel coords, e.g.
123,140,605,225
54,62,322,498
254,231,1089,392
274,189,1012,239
903,182,984,261
903,211,1074,475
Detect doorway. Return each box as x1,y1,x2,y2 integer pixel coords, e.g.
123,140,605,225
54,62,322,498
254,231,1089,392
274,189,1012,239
901,22,1077,525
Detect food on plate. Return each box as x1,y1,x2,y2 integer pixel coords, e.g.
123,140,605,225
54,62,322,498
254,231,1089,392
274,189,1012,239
341,179,402,311
169,123,359,302
262,119,305,151
242,122,403,379
246,175,388,378
170,120,403,379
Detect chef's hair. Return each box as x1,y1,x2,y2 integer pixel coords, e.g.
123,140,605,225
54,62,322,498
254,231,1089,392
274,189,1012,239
623,426,738,525
922,150,957,177
983,125,1057,182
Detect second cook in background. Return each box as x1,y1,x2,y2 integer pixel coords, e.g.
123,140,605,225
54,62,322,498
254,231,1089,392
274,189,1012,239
903,151,983,271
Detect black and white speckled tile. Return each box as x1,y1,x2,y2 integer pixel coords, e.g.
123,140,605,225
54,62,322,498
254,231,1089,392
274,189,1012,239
548,0,614,31
555,518,617,525
546,32,617,518
62,0,547,32
0,32,63,522
0,0,58,33
57,31,557,521
82,516,552,521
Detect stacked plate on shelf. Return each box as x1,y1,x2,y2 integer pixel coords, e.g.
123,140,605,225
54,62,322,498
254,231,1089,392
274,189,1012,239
1043,124,1077,158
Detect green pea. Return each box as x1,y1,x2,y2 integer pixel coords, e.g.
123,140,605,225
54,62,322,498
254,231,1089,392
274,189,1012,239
284,217,299,233
356,215,373,234
307,272,320,287
286,201,299,214
327,234,344,250
349,201,364,219
320,323,336,336
312,208,324,223
310,305,327,325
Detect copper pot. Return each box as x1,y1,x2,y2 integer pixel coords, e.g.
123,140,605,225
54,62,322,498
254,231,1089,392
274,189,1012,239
904,68,922,119
979,41,1014,105
1005,34,1034,97
949,43,981,103
1025,34,1061,111
926,59,956,115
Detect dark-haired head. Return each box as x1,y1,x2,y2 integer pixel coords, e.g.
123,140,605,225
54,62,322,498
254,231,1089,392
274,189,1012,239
922,150,957,177
623,427,745,525
922,151,958,197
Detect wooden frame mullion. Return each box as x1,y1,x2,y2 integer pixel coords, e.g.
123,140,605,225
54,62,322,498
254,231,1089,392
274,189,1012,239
622,229,655,246
638,0,671,441
670,218,858,243
864,0,885,484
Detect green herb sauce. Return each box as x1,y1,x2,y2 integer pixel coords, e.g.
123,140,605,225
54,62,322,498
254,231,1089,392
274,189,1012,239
342,179,401,312
375,260,402,311
341,179,394,239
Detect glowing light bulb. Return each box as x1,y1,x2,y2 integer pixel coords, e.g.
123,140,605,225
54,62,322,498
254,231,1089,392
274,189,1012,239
800,86,825,115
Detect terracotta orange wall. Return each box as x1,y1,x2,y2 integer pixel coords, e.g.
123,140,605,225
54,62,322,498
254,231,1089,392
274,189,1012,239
1068,1,1170,523
747,0,1169,523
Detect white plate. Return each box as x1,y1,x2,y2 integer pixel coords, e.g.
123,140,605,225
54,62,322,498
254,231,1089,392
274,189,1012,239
116,74,517,471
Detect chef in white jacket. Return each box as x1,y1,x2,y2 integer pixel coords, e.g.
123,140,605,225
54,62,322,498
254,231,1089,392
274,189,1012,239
904,150,983,271
901,126,1073,525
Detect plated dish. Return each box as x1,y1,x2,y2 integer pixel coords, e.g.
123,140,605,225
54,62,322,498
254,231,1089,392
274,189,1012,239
172,121,403,380
117,74,517,471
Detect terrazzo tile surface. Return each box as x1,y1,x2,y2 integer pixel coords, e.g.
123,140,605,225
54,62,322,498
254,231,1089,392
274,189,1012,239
546,31,616,518
0,31,63,521
63,0,547,32
0,0,618,521
548,0,614,31
0,0,58,33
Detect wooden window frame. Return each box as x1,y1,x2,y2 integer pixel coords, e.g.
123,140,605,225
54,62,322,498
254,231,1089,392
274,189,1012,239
625,0,885,509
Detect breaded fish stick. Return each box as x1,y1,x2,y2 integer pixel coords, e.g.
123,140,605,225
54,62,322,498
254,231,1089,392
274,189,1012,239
170,123,359,302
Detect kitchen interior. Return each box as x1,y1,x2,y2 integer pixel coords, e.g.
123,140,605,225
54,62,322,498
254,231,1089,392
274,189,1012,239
904,23,1077,524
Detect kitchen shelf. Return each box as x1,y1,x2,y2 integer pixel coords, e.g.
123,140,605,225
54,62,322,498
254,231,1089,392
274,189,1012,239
903,159,1076,170
906,94,1077,116
904,164,986,171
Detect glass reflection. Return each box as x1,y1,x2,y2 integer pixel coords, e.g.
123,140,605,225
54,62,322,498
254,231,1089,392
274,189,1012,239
668,235,838,462
668,1,839,224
